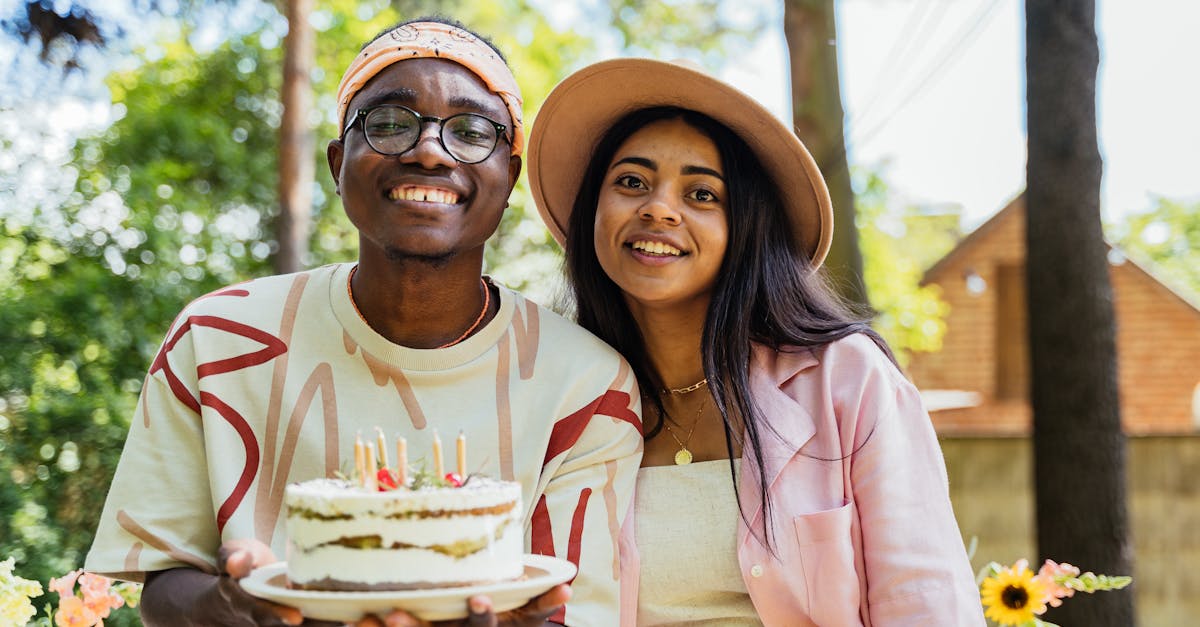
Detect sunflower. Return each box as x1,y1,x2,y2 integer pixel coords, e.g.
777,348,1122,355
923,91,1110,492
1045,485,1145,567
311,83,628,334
980,560,1049,626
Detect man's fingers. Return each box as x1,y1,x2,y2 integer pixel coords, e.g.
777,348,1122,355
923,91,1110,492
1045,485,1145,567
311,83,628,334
463,595,497,627
221,548,254,579
251,598,304,625
381,609,425,627
219,538,279,577
353,615,386,627
527,584,571,613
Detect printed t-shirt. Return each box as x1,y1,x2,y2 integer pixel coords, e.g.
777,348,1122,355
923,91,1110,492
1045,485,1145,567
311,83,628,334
85,262,643,627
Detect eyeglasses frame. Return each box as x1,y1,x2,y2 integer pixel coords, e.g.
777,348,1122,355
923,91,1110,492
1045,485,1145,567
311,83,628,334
342,104,510,164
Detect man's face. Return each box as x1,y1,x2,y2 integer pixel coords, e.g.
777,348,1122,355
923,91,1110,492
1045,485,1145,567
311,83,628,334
328,58,521,264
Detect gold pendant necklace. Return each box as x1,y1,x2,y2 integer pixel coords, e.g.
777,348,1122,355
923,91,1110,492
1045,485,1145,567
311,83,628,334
662,398,706,465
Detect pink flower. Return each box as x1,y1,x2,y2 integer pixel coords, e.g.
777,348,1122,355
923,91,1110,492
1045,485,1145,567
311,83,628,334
48,569,83,599
77,573,112,599
47,570,126,626
80,581,124,621
1037,559,1081,607
54,595,99,627
79,572,124,619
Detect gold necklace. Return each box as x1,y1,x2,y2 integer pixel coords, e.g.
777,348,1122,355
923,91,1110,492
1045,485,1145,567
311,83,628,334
663,378,707,395
662,398,706,465
347,266,490,348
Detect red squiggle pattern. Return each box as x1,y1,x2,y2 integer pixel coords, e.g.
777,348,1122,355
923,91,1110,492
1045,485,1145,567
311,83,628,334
147,295,288,536
150,315,287,412
543,390,641,466
566,488,591,579
531,494,555,558
536,389,638,626
201,391,261,534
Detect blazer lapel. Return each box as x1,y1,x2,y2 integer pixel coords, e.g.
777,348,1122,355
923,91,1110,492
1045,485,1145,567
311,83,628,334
738,343,821,531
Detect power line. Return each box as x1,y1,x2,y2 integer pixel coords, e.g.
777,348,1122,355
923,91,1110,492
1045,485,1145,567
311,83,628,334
847,0,1005,152
847,0,944,128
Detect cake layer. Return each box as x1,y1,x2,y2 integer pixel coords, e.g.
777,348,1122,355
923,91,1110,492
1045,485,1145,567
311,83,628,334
286,522,524,589
287,511,517,552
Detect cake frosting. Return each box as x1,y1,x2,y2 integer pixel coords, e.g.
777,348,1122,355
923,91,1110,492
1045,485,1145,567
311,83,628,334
285,476,524,590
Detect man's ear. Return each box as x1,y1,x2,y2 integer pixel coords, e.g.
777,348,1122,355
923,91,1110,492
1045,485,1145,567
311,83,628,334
327,139,344,194
508,154,523,193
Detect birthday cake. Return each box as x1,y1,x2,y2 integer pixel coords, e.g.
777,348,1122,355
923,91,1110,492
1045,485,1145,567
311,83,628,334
285,429,523,592
284,473,524,591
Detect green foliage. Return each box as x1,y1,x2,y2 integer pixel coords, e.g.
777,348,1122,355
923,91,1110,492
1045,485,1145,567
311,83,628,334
854,170,957,365
599,0,763,63
1110,195,1200,303
0,10,340,613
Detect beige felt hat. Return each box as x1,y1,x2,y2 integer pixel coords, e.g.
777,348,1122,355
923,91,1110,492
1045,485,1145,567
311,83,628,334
527,57,834,268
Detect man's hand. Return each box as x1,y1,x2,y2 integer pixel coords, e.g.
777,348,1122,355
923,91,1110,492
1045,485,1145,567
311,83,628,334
142,538,339,626
215,538,309,626
353,583,571,627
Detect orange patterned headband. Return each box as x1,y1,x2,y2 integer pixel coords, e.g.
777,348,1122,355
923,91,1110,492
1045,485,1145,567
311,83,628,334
335,22,524,156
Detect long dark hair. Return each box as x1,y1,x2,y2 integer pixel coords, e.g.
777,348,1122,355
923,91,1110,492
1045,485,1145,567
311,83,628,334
564,106,895,549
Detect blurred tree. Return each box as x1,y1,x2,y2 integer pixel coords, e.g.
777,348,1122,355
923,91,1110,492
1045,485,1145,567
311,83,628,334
276,0,315,274
1112,196,1200,301
0,26,295,601
854,171,955,366
0,0,111,69
1025,0,1134,623
599,0,759,60
783,0,868,308
0,0,318,278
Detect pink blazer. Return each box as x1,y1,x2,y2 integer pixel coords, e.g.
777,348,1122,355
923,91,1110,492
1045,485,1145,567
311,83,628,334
620,334,985,626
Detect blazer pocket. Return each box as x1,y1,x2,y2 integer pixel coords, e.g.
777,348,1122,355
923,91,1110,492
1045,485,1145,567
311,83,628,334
793,500,862,622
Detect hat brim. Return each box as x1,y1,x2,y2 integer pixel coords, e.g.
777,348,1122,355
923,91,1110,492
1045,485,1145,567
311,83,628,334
528,58,833,268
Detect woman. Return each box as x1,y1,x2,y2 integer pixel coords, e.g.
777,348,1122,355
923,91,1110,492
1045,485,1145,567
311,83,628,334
527,59,985,625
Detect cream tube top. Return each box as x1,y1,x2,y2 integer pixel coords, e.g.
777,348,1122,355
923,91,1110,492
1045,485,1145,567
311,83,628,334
635,459,762,626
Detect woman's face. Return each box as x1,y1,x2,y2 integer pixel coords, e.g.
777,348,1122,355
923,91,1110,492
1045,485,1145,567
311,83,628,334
593,118,729,311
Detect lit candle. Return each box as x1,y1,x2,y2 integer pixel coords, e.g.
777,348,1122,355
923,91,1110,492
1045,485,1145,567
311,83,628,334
375,427,389,469
432,430,444,478
365,442,378,491
456,430,466,478
354,432,365,488
396,435,408,488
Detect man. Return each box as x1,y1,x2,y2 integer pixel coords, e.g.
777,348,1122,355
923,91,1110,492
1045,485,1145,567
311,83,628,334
84,17,642,627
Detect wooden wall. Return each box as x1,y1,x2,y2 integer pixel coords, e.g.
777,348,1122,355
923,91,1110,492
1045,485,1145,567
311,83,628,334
942,436,1200,625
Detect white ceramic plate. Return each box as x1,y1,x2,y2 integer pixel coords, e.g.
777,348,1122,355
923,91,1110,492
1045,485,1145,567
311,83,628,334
240,554,576,622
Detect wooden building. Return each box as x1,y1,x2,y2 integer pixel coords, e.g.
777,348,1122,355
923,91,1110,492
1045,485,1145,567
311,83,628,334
908,194,1200,435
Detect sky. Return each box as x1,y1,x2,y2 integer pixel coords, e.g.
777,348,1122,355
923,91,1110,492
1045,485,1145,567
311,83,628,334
716,0,1200,229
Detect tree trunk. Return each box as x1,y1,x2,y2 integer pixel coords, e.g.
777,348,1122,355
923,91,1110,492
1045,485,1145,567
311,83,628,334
276,0,315,274
1025,1,1135,624
782,0,868,308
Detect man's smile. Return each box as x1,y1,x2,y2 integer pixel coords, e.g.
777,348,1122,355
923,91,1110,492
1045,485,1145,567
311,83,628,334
388,184,461,204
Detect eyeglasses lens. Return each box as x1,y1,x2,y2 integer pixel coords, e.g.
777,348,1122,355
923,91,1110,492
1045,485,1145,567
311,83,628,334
441,115,500,163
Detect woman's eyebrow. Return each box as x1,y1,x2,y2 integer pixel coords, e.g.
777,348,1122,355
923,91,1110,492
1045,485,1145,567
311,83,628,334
611,156,656,170
682,164,724,180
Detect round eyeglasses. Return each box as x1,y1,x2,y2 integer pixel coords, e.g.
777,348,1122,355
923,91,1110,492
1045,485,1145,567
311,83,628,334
343,104,509,164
